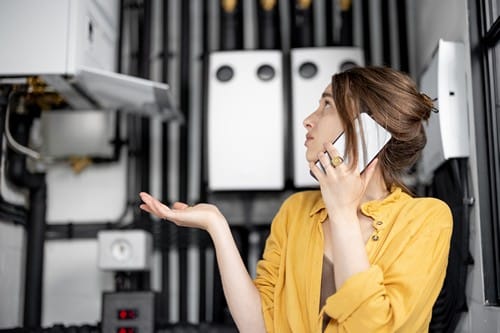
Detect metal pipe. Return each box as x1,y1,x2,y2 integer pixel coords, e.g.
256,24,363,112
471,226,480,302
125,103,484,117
292,0,314,48
5,97,46,328
258,0,280,49
220,0,243,50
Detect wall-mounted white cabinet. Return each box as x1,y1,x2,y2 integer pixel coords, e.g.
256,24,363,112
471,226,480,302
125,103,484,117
419,39,468,183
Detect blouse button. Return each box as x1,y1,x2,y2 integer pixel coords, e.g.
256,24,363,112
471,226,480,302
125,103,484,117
372,235,379,241
376,221,383,225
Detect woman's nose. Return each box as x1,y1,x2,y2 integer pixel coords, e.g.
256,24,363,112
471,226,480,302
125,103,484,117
303,111,316,129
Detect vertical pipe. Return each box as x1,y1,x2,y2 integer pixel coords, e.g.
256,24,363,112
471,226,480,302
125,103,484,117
139,0,152,79
396,0,409,72
325,0,335,46
179,0,191,322
291,0,314,48
166,0,182,321
388,0,400,69
117,0,125,73
160,0,171,324
278,0,291,53
243,0,258,49
149,0,164,318
368,0,383,65
381,0,391,65
5,107,47,329
208,0,221,52
339,0,354,45
139,0,152,204
352,0,363,47
187,0,204,323
167,0,181,204
361,0,372,64
258,0,281,49
220,0,243,50
313,0,326,47
23,185,47,329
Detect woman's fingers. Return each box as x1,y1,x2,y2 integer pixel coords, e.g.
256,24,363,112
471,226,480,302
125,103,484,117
309,161,324,180
317,151,332,173
139,204,154,215
324,143,345,170
150,197,171,218
139,192,172,219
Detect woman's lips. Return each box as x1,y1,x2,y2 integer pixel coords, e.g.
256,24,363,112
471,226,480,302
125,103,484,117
305,135,313,146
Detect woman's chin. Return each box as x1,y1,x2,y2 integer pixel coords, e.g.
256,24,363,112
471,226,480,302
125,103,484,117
305,152,318,163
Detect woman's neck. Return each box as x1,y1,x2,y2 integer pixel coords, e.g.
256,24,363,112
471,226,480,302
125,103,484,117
361,166,389,204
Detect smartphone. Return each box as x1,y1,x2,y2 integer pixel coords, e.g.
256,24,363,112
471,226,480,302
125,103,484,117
313,112,392,177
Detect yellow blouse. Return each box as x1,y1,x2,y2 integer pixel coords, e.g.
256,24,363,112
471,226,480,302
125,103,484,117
254,187,452,333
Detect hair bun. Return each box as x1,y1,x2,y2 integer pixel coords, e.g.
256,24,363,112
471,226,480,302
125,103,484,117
419,92,435,121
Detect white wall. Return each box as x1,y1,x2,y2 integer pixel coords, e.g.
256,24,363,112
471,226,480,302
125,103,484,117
411,0,467,75
41,150,128,326
409,0,500,332
42,240,115,326
0,222,25,328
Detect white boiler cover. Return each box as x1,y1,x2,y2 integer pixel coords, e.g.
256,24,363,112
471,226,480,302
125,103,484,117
207,50,285,190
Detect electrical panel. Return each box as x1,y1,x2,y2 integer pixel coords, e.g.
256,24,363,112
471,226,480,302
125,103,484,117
98,230,153,271
102,291,155,333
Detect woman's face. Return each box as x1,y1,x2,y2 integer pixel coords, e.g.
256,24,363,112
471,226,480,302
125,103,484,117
303,84,344,162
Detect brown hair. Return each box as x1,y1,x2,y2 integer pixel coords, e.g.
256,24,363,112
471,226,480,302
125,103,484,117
331,66,434,193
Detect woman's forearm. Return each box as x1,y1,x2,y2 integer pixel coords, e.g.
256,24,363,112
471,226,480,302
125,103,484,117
328,213,370,289
208,219,267,333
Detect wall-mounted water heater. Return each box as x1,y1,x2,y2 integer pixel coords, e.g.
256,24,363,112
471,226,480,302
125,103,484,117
0,0,175,117
207,50,285,191
291,47,364,188
419,40,469,183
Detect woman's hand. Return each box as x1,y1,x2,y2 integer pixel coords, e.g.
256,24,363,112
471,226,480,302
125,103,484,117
140,192,265,332
139,192,225,233
309,143,378,219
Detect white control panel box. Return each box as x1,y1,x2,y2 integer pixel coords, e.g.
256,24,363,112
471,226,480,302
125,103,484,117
419,40,469,183
291,47,364,187
98,230,153,271
207,50,285,190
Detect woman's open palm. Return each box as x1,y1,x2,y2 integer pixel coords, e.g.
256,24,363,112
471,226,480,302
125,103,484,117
139,192,224,231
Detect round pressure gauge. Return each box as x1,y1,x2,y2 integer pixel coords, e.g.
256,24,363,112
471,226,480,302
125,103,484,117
111,239,133,262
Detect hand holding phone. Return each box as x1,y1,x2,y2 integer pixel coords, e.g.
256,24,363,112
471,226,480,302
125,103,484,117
313,112,392,177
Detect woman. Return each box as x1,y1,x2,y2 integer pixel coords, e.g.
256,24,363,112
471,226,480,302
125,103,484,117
139,66,452,332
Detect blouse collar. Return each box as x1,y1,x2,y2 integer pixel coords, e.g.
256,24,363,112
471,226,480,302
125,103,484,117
309,185,408,222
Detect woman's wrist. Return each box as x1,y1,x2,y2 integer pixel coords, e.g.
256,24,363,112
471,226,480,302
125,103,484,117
207,214,230,240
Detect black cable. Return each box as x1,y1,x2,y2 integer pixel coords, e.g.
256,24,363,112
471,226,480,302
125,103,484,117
483,15,500,47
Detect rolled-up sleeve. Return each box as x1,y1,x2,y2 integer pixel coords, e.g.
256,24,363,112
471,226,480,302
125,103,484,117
324,205,452,332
